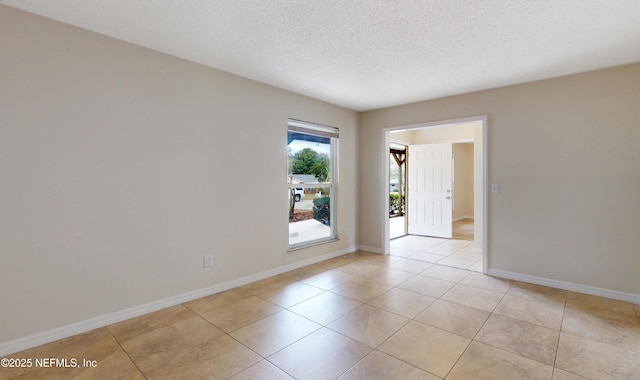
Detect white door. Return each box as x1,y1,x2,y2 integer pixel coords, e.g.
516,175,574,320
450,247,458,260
408,143,453,238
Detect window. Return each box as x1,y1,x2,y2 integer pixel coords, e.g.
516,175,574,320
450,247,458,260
287,119,338,248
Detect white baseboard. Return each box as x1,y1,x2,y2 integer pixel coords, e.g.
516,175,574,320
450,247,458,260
0,245,357,357
357,245,385,254
488,269,640,304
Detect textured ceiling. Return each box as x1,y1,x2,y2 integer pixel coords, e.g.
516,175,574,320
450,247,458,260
3,0,640,111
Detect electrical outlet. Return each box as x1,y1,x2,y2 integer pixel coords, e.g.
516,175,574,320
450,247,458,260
203,255,213,268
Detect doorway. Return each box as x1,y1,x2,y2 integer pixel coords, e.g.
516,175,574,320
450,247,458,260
389,143,407,239
383,116,487,272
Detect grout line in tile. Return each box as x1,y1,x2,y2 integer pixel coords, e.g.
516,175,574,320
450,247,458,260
106,324,149,378
551,294,569,369
264,357,298,380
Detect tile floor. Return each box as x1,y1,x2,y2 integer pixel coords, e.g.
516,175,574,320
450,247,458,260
2,236,639,379
389,217,474,241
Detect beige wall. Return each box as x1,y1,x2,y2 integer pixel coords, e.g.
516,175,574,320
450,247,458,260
389,130,414,145
412,122,475,143
360,63,640,297
0,6,358,344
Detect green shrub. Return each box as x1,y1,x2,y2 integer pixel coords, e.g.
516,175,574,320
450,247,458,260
313,197,331,226
389,193,405,216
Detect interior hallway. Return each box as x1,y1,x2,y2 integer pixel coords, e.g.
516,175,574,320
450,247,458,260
2,236,639,379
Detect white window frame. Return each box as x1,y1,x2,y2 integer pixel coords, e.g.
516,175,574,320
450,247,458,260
287,119,338,249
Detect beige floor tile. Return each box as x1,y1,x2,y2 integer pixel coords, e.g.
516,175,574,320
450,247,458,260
239,274,298,295
299,269,356,290
119,371,148,380
1,328,140,380
108,304,197,342
434,256,476,269
561,307,640,353
356,253,401,266
184,288,252,315
306,262,339,273
494,294,564,330
507,281,567,308
566,292,638,323
458,243,479,252
459,272,513,293
343,251,379,260
121,316,224,369
390,237,406,246
448,251,482,262
367,287,436,318
468,260,483,272
5,350,143,380
268,328,372,380
389,243,405,251
415,299,490,338
386,258,433,273
378,321,470,378
71,348,143,380
229,360,295,380
397,275,456,298
141,334,261,380
556,332,640,380
423,240,471,255
257,282,325,308
330,278,393,302
390,246,422,258
552,368,589,380
475,314,559,365
441,284,504,312
421,265,471,282
280,265,328,282
93,351,146,379
335,261,380,276
315,256,354,270
200,296,282,332
408,251,446,263
230,310,320,356
447,341,553,380
337,350,440,380
400,237,445,251
328,305,409,347
288,292,362,325
354,265,416,286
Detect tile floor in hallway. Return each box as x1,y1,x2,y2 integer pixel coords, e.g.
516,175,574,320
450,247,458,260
2,235,640,379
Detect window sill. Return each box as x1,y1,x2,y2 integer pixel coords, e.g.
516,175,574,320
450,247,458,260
287,237,339,252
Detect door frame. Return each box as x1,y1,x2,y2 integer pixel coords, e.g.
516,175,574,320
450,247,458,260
382,115,488,274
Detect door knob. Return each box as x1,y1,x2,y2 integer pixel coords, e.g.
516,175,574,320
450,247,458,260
446,196,451,199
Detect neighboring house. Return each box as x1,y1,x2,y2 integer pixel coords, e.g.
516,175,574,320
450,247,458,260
289,174,320,194
289,174,318,184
